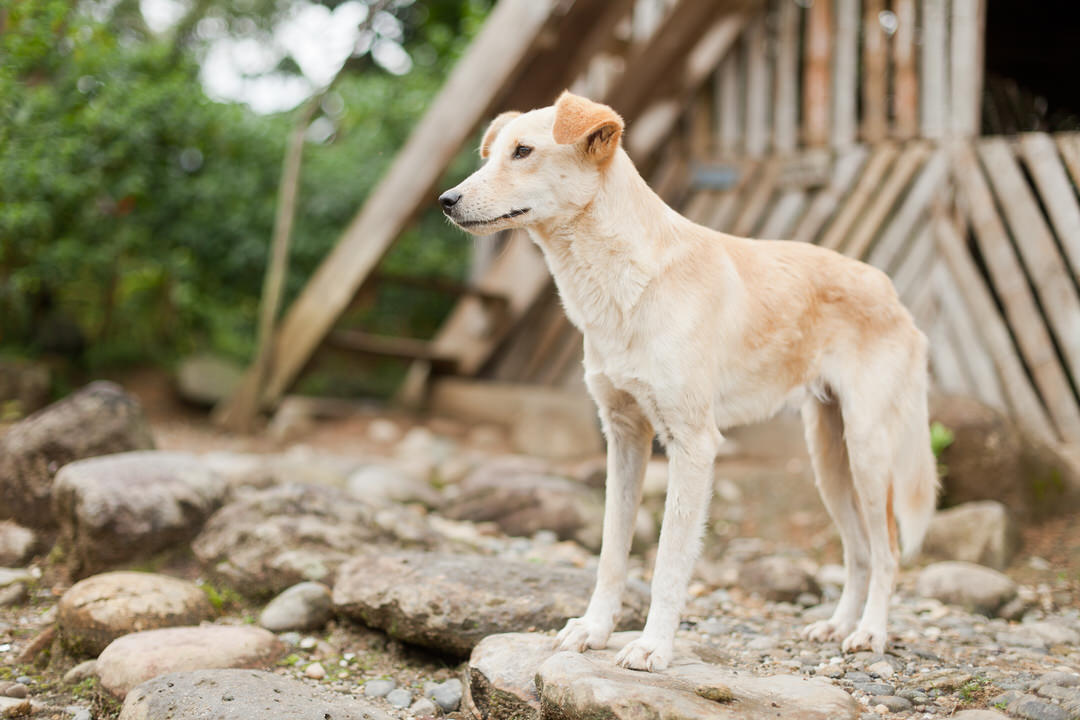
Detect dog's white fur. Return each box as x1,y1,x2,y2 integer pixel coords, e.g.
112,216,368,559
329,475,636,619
440,92,938,672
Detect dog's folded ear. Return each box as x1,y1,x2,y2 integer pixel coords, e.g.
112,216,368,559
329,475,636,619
480,111,521,159
552,91,624,165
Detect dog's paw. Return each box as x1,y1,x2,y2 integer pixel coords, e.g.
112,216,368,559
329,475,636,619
614,636,672,672
554,617,612,653
802,619,855,643
841,626,887,654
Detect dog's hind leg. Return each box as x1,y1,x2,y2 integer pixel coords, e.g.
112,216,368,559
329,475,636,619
556,386,653,653
801,395,871,644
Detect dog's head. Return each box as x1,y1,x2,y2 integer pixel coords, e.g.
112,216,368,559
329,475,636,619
438,91,624,234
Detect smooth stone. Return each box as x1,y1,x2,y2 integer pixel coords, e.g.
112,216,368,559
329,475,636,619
385,689,413,708
58,571,214,656
192,484,455,598
853,682,895,696
0,583,26,608
1022,621,1080,646
117,669,391,720
0,523,37,567
425,678,463,712
1038,672,1080,687
409,697,439,716
175,354,243,406
0,683,27,698
465,632,859,720
0,381,155,529
875,696,913,712
97,625,285,698
333,551,649,656
737,555,819,603
921,501,1019,570
1011,699,1069,720
363,679,397,698
0,697,31,716
63,660,98,685
346,464,442,508
952,712,1011,720
916,561,1017,614
69,708,93,720
258,582,333,632
52,452,226,577
304,662,326,680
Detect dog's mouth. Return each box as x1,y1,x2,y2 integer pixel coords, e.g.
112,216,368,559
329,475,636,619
457,208,531,228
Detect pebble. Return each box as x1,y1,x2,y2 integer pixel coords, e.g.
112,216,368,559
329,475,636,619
305,662,326,680
867,660,896,679
424,678,463,712
259,582,334,633
385,688,413,708
63,660,98,685
854,682,895,696
363,679,397,698
69,709,93,720
1012,698,1069,720
409,697,440,716
874,695,913,712
0,682,28,698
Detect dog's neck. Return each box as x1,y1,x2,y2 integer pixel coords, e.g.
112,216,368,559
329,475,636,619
526,149,685,330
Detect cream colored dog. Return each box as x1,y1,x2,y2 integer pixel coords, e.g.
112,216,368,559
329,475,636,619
439,91,937,672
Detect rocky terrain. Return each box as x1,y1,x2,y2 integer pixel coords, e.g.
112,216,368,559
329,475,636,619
1,380,1079,720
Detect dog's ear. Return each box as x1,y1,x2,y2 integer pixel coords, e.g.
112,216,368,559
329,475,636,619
552,91,624,165
480,111,521,159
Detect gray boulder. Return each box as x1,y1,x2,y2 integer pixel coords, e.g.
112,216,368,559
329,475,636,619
52,451,226,577
921,501,1020,570
0,381,154,528
916,561,1017,615
258,581,333,632
333,550,649,656
118,669,391,720
466,632,858,720
0,522,37,566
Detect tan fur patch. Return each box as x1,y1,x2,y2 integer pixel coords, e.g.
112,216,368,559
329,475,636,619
552,91,624,164
480,111,521,159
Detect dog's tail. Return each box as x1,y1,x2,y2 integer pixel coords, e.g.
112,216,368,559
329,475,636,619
891,356,939,563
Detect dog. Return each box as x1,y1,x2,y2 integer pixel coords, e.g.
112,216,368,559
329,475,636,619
439,91,937,672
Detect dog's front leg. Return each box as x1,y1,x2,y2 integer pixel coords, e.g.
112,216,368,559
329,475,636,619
556,395,652,653
615,429,718,671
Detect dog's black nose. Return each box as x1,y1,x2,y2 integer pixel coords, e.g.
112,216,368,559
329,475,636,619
439,190,462,213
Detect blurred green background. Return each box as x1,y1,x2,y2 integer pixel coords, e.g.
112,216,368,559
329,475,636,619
0,0,490,394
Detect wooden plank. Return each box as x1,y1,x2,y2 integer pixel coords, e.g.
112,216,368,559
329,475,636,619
952,144,1080,440
709,161,762,232
844,143,930,259
732,159,782,236
325,330,457,367
931,263,1009,410
819,143,899,250
860,0,889,142
1056,133,1080,190
934,214,1057,441
221,0,560,410
867,148,948,272
920,0,948,140
891,217,935,302
949,0,986,137
978,138,1080,386
743,12,770,157
803,0,832,147
758,190,807,239
1019,133,1080,279
715,51,742,157
791,146,870,243
832,0,859,148
772,0,799,153
891,0,918,139
928,311,974,396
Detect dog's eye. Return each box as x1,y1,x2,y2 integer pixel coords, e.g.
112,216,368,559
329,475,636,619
512,145,533,160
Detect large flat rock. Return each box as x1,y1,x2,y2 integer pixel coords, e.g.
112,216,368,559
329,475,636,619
58,571,215,656
53,452,226,577
333,551,649,656
97,625,285,698
466,633,859,720
119,669,391,720
0,381,154,529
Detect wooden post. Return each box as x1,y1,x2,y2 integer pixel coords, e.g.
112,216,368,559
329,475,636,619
716,51,743,157
744,13,770,157
860,0,888,142
803,0,832,147
950,0,985,136
891,0,918,138
773,0,799,154
831,0,859,148
920,0,948,139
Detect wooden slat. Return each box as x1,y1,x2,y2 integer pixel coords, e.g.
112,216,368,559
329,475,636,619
977,138,1080,386
743,12,770,157
716,51,742,157
709,161,761,232
860,0,888,142
952,144,1080,440
731,159,781,236
819,143,899,250
326,330,457,367
831,0,859,148
1019,133,1080,279
803,0,832,147
772,0,799,153
891,0,918,139
891,217,935,302
928,310,974,396
931,263,1008,410
220,0,562,412
791,145,870,243
844,143,930,259
867,149,948,272
934,214,1056,441
949,0,986,137
920,0,948,140
1056,133,1080,189
758,190,807,239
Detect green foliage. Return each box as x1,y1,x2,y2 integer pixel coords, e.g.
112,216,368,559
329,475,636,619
199,580,244,612
1,0,490,395
930,421,955,458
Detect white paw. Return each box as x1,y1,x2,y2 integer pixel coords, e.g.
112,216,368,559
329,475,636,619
841,626,887,654
554,616,612,653
802,618,856,643
614,636,672,672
